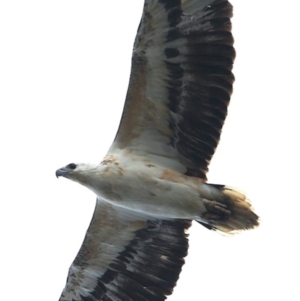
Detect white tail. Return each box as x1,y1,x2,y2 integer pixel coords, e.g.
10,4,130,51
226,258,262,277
199,185,259,233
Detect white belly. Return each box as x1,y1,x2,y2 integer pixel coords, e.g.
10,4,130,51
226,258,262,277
87,155,208,219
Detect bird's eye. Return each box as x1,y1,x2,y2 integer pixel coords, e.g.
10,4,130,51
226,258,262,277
67,163,77,170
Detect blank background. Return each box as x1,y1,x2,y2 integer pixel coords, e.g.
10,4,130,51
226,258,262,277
1,1,299,300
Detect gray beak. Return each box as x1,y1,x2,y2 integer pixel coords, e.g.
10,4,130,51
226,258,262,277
56,168,68,178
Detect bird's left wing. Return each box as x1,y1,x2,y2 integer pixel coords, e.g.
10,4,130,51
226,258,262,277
59,198,190,301
109,0,235,180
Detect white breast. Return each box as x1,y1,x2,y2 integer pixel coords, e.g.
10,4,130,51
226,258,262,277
86,154,208,220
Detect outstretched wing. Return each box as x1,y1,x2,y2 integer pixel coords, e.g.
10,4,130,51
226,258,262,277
109,0,235,180
59,198,190,301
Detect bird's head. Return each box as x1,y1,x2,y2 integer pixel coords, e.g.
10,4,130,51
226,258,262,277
56,163,99,186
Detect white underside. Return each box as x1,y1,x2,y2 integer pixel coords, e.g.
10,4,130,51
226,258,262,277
79,152,222,221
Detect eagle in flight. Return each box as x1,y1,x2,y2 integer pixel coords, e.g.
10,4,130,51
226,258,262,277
56,0,259,300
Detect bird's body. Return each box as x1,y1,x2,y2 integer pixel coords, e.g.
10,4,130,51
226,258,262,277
56,1,259,300
64,154,210,219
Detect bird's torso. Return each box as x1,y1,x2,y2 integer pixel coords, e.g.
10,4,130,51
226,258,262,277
86,153,211,219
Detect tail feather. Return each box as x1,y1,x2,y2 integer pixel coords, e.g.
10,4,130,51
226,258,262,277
199,185,259,233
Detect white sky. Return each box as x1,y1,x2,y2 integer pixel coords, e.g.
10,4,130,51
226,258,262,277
1,0,299,300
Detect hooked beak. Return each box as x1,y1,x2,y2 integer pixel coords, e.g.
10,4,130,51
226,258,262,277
56,168,69,178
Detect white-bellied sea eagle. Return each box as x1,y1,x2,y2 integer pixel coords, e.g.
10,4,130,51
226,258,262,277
56,1,259,300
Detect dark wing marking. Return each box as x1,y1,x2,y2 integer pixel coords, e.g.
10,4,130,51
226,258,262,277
110,0,235,180
59,199,190,301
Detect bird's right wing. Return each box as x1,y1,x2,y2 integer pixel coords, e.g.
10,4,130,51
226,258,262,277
59,198,190,301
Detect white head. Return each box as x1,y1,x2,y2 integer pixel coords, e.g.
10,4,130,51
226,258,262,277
56,163,99,186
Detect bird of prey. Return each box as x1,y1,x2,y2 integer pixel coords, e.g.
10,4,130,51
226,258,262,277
56,0,259,300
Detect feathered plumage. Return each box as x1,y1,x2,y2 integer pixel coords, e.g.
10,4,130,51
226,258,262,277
56,1,258,300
